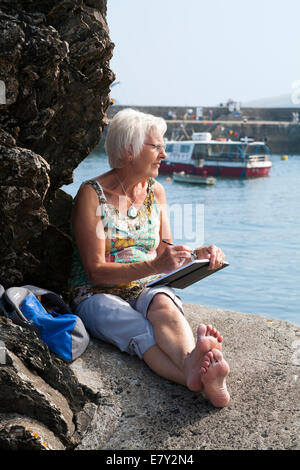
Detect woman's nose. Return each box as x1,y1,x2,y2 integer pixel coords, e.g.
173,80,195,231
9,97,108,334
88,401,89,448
160,147,167,159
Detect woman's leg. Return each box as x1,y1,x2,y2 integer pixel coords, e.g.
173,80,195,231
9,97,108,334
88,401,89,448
146,293,223,392
143,342,230,408
143,344,187,386
76,293,188,386
200,349,230,407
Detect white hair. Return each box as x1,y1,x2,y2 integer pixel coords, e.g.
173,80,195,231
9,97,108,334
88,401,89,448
105,108,167,168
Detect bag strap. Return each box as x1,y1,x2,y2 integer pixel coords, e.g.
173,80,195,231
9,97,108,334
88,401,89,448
3,286,37,326
23,285,72,315
2,284,72,322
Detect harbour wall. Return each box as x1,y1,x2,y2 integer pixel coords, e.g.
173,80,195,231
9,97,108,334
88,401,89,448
106,105,300,155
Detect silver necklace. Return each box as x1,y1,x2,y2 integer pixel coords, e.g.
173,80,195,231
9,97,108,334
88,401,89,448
114,171,139,219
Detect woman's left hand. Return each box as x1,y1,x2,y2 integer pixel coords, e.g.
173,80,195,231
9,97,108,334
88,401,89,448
194,245,226,270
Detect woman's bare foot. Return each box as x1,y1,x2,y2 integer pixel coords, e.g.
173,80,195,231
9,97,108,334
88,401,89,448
184,323,223,392
200,348,230,408
205,324,223,345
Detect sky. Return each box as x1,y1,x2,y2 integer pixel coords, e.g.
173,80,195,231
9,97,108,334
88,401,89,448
107,0,300,107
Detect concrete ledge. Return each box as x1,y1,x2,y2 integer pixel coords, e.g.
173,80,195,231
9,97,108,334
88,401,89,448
71,304,300,450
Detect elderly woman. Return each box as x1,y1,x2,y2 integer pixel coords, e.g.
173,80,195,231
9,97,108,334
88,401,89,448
69,109,230,407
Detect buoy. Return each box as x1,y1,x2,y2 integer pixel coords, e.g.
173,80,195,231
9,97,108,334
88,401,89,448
281,155,288,160
166,177,171,182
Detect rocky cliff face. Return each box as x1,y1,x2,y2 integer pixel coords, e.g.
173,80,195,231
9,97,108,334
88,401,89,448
0,0,114,450
0,0,114,292
0,315,99,449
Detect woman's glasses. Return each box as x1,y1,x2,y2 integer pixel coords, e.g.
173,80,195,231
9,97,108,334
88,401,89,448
144,143,166,154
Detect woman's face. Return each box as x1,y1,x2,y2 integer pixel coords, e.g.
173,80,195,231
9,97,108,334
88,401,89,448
133,131,167,178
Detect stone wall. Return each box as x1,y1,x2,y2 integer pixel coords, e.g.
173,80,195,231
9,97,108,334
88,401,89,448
0,0,115,292
108,104,300,122
107,106,300,155
165,121,300,154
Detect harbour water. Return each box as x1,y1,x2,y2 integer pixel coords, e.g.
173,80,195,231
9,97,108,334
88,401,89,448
63,151,300,325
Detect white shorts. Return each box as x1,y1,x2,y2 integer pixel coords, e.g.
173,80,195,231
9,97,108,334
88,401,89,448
74,286,184,359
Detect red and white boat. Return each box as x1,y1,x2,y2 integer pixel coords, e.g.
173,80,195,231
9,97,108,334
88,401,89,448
160,133,272,178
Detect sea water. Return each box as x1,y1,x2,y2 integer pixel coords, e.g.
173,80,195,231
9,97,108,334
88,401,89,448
63,151,300,325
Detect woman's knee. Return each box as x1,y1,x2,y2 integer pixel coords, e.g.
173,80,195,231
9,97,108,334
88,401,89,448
147,293,182,325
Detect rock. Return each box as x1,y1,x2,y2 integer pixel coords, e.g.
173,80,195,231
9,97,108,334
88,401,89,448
0,316,98,412
0,0,117,450
1,304,299,450
0,351,75,447
70,305,300,451
0,0,114,291
75,400,122,450
0,414,65,450
0,315,99,449
0,146,50,286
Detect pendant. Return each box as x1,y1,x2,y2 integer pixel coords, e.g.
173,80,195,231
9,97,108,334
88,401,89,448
127,205,138,218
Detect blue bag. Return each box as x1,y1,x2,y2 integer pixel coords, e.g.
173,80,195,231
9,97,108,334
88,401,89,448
1,285,89,361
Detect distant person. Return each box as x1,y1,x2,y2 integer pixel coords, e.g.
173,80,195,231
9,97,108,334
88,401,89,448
69,108,230,407
196,106,203,120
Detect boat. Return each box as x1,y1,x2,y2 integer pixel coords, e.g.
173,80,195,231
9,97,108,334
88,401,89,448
160,133,272,178
173,171,216,185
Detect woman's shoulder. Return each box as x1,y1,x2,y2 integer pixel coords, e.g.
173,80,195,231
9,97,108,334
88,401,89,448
151,178,163,190
80,171,112,191
74,177,106,207
151,178,166,202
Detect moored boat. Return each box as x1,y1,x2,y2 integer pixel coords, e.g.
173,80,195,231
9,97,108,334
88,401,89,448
160,133,272,178
173,171,216,185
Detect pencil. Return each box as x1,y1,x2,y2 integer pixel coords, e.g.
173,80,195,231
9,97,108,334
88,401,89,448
162,239,173,246
162,240,197,259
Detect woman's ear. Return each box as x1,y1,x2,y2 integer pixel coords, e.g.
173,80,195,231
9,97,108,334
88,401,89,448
126,144,133,162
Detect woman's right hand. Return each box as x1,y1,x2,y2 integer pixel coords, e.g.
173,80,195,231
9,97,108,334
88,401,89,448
152,244,193,274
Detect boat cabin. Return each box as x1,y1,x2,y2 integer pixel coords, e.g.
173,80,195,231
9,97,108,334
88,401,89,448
164,140,270,164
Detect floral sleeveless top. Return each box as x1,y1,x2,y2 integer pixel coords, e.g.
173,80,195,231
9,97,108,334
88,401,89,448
68,177,160,308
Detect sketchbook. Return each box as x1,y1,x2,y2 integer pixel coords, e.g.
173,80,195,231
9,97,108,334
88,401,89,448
147,259,229,289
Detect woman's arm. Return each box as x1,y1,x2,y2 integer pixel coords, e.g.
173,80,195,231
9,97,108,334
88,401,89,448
154,180,172,254
153,181,193,267
153,181,226,270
